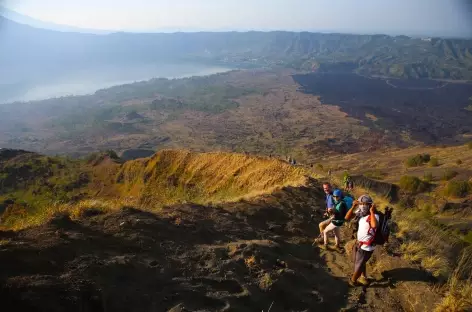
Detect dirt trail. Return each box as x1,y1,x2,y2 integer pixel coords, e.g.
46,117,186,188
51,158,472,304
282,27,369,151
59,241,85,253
0,180,438,312
320,228,438,312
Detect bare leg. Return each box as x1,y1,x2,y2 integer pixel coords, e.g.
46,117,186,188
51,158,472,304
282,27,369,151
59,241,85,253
323,222,337,245
333,226,341,247
319,219,331,235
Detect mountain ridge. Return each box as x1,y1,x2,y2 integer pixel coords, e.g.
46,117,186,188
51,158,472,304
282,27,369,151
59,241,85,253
1,16,472,83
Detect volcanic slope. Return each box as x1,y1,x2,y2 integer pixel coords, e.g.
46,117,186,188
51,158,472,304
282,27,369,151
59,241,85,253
0,151,438,312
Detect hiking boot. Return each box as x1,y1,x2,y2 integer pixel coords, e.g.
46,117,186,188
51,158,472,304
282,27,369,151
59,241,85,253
358,276,371,286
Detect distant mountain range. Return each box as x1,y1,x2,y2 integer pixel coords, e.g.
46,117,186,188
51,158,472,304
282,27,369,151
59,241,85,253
1,13,472,86
0,7,111,34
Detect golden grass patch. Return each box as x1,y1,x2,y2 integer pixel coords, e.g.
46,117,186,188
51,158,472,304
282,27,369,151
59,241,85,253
116,149,307,208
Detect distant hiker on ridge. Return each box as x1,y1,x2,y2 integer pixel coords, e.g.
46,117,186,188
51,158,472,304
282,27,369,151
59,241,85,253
344,174,354,192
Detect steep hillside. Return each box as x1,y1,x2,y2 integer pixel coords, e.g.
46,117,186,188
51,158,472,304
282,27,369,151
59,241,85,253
1,147,470,311
316,143,472,311
0,178,446,312
0,149,305,230
117,150,306,206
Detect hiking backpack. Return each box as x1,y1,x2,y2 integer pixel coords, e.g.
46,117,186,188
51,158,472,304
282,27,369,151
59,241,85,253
343,195,354,210
360,207,393,246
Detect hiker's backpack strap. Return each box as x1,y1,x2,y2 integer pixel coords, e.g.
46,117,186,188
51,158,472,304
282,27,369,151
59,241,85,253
358,215,377,247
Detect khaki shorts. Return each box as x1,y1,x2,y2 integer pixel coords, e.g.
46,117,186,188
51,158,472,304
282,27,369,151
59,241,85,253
319,218,333,231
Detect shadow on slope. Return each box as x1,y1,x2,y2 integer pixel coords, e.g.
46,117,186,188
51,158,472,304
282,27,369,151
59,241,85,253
0,181,349,312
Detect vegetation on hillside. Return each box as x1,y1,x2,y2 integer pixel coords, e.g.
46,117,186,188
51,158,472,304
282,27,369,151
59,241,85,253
405,154,431,167
116,149,306,206
322,144,472,310
399,175,429,193
0,149,306,230
444,180,472,197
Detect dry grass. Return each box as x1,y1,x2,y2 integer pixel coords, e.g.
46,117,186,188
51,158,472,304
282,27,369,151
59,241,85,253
435,247,472,312
325,172,455,280
1,149,307,231
321,144,472,185
394,204,458,280
314,146,472,309
116,149,307,208
259,273,274,290
4,199,130,231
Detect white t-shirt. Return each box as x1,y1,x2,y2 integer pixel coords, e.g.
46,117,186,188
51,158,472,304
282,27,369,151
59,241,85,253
357,214,380,251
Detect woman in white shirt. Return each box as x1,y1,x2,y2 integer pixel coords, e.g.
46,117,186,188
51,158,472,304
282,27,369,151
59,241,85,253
344,195,378,287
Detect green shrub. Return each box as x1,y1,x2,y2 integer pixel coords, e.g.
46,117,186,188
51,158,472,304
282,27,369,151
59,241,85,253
399,175,429,194
456,159,463,165
405,154,431,167
423,172,434,183
315,163,323,171
441,170,458,181
105,150,120,160
444,180,472,197
429,157,440,167
468,142,472,150
463,231,472,244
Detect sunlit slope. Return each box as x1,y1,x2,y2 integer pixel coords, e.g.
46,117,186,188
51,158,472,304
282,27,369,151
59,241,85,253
0,149,307,229
117,149,307,206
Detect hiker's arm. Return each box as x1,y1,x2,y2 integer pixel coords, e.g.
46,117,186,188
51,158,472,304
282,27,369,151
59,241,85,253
370,205,378,228
345,200,358,221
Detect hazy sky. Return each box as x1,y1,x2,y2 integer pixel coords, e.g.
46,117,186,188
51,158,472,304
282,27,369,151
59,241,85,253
4,0,472,36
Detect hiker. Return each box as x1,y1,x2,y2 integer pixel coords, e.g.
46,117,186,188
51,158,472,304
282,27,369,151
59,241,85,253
348,179,354,192
317,182,334,227
344,194,378,286
347,194,369,238
328,169,332,176
344,174,354,192
316,189,348,250
313,182,334,229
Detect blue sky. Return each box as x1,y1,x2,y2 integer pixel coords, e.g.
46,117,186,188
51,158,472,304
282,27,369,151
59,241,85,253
4,0,472,36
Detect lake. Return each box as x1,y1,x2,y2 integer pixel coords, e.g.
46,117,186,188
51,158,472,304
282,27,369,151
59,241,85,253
0,62,233,104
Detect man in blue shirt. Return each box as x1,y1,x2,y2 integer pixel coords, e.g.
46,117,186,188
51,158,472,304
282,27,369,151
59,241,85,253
314,182,335,243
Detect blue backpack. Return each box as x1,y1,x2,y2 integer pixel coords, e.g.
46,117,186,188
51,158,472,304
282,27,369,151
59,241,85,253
343,195,353,210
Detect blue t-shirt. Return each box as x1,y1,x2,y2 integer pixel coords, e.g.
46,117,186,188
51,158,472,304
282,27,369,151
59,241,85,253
326,194,334,209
